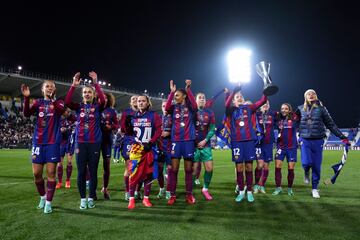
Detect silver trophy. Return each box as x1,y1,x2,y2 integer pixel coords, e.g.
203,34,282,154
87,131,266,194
256,61,278,96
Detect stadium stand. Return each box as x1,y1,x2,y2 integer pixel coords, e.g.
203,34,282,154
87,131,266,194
0,67,164,149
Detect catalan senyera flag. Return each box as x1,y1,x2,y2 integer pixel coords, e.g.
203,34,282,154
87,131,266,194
128,143,154,186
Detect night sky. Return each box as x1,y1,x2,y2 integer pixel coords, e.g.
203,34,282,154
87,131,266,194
1,1,359,127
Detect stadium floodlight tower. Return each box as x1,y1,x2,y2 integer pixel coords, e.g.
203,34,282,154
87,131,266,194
227,48,252,85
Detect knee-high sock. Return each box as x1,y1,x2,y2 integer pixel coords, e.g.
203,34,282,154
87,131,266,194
136,182,143,192
57,165,63,183
166,168,173,192
245,170,253,191
144,177,152,197
46,180,56,201
236,171,244,191
288,169,294,188
66,164,72,181
185,170,193,195
129,181,136,197
275,167,282,188
158,165,165,188
35,179,46,196
203,171,213,189
259,169,269,186
124,176,129,192
170,169,179,196
103,158,110,189
254,167,262,185
195,164,201,179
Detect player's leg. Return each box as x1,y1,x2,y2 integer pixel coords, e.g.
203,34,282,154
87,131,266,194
76,144,88,209
101,143,111,200
43,144,60,213
258,162,269,193
167,141,181,205
44,162,57,213
122,143,131,201
201,149,213,200
235,163,245,202
310,139,324,198
287,148,297,196
142,173,153,207
33,162,46,210
157,157,166,198
56,146,65,189
192,148,201,186
184,141,196,204
300,139,312,184
65,152,73,188
272,156,283,195
87,143,101,208
254,147,263,193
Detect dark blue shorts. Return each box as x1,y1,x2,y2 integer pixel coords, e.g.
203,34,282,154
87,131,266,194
171,141,195,160
275,148,297,162
31,144,60,164
231,140,256,163
158,151,172,165
255,143,274,162
60,144,67,158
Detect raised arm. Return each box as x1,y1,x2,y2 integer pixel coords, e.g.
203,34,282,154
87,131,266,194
185,79,197,111
165,80,176,112
249,95,268,112
225,86,241,108
89,71,105,108
21,84,37,117
65,72,81,110
205,88,226,108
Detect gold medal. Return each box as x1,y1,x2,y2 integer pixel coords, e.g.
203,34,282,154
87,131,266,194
180,122,185,127
239,121,245,127
84,123,89,129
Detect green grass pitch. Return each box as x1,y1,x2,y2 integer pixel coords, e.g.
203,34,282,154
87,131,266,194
0,149,359,240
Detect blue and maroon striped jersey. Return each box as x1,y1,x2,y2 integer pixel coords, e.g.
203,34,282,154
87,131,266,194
74,104,103,143
162,114,172,132
60,114,76,145
24,97,65,145
158,114,172,152
225,94,267,142
65,83,105,144
101,107,119,144
195,108,215,147
276,113,300,149
256,110,276,144
165,88,198,142
125,110,162,144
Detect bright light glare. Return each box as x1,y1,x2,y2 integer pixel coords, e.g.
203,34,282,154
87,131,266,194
227,48,252,84
18,65,22,70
